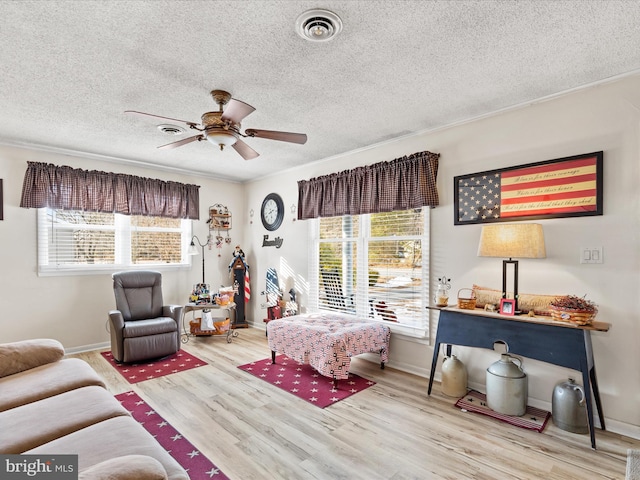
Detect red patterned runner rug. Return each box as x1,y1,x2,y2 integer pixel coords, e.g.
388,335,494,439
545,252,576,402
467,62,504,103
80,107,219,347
238,355,375,408
115,391,228,479
455,389,550,432
101,350,206,384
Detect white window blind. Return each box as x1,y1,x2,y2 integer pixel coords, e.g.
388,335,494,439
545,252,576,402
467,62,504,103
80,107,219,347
37,208,192,275
313,209,430,336
317,215,359,313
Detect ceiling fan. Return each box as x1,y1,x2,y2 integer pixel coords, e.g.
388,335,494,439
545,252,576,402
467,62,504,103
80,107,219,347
125,89,307,160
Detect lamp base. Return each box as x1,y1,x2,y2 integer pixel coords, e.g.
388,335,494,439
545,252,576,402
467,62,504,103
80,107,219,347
502,258,519,313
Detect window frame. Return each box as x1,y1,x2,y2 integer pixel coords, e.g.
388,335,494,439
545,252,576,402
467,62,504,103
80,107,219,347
36,208,194,276
310,208,431,339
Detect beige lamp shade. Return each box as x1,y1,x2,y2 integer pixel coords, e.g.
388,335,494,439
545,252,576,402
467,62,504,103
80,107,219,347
477,223,546,259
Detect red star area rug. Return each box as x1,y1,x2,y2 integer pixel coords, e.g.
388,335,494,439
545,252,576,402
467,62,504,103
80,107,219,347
238,355,376,408
101,350,206,384
455,390,550,433
115,391,228,479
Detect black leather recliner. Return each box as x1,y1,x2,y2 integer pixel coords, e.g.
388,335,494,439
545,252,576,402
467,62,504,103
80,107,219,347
108,271,183,363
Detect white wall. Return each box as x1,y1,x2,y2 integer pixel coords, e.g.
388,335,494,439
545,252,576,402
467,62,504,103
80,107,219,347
243,75,640,437
0,146,244,349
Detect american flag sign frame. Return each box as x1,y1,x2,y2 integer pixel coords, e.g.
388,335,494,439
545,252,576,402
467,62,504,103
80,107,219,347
454,151,603,225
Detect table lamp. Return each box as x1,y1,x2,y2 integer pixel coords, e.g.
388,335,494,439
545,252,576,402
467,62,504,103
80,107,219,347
477,223,546,312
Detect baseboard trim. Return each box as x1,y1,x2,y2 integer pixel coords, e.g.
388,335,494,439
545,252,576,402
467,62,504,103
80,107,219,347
64,341,110,355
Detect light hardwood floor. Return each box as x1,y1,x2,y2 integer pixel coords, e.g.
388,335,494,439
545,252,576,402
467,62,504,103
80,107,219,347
71,328,638,479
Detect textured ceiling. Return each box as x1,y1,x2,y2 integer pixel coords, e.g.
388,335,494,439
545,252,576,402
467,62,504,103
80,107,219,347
1,0,640,183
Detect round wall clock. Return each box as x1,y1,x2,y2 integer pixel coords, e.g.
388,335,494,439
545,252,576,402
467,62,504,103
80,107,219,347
261,193,284,231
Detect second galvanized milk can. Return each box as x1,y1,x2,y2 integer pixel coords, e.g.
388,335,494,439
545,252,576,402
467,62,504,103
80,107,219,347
486,354,528,416
552,378,588,434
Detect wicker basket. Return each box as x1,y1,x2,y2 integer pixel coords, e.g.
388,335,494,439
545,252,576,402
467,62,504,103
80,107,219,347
549,305,596,325
189,317,231,336
457,288,477,310
216,295,231,306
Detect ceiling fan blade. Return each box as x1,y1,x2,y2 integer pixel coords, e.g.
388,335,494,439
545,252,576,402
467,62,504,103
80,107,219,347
232,139,260,160
221,99,255,124
125,110,199,127
245,128,307,144
158,134,203,150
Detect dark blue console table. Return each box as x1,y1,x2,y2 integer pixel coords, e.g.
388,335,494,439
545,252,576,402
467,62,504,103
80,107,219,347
428,307,610,449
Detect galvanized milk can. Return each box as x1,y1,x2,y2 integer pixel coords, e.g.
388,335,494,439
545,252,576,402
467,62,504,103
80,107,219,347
552,378,588,433
486,354,528,416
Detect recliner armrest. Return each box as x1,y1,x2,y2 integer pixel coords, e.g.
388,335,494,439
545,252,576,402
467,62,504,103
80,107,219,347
162,305,184,323
108,310,125,330
0,339,65,378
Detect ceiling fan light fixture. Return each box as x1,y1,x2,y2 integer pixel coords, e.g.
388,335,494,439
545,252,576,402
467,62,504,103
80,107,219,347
205,129,238,150
295,9,342,42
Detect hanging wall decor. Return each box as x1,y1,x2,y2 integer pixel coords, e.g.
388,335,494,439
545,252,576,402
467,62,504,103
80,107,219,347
454,151,603,225
209,204,231,256
262,235,284,248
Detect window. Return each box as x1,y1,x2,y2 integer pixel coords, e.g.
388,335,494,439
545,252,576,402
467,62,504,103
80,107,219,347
311,208,429,337
37,208,192,275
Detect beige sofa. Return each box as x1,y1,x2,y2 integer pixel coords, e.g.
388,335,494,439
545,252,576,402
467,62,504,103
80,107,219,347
0,339,189,480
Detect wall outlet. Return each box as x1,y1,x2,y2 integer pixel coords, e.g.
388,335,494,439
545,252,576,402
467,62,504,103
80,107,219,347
580,247,603,264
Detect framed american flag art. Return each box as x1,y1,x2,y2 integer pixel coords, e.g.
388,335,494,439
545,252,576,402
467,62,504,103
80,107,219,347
454,151,603,225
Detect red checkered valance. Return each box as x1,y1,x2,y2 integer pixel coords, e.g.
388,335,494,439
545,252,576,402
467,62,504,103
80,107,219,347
297,150,439,220
20,161,200,219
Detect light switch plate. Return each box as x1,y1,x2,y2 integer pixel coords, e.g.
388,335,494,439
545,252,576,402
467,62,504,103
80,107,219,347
580,247,603,264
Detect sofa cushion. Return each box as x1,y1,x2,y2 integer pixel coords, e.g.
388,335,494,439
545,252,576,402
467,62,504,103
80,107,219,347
0,339,64,378
28,416,189,480
0,358,105,412
79,455,168,480
0,385,129,453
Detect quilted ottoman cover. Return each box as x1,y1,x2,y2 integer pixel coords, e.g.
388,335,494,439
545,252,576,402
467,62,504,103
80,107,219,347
267,312,391,380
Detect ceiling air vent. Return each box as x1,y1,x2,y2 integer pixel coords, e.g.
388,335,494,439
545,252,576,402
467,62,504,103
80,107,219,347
295,9,342,42
157,124,185,135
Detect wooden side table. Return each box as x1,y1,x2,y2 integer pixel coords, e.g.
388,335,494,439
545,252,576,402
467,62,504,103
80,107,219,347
428,307,610,449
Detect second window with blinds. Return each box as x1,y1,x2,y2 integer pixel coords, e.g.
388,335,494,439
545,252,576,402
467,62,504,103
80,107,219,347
37,208,192,275
310,208,430,337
